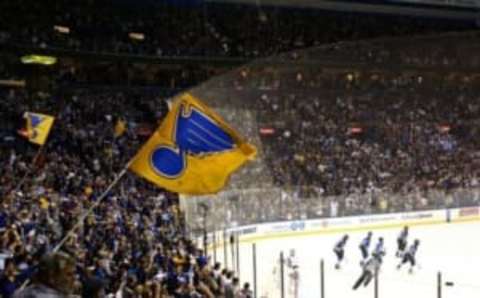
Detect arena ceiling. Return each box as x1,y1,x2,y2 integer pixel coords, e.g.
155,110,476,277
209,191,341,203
205,0,480,20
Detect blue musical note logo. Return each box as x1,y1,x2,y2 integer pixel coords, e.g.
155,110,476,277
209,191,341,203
150,103,235,179
28,114,45,140
29,114,44,128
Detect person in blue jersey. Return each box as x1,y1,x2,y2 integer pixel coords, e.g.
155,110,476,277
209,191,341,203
359,231,373,265
397,239,420,273
352,255,382,290
372,237,386,262
396,226,409,257
334,234,349,269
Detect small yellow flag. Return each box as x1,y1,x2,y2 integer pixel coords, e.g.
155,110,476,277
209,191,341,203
114,119,127,138
23,112,55,145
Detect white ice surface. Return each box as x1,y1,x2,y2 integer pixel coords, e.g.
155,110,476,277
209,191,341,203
214,220,480,298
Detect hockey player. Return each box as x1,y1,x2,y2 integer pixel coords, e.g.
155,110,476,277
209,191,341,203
288,264,300,298
372,237,386,262
396,226,409,257
286,249,299,298
353,255,381,290
286,249,298,270
334,234,349,269
397,239,420,274
359,231,373,265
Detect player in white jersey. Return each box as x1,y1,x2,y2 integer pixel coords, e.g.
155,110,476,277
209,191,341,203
397,239,420,274
372,237,386,262
353,255,382,290
396,226,409,257
286,249,298,269
286,249,299,298
334,234,349,269
269,250,298,298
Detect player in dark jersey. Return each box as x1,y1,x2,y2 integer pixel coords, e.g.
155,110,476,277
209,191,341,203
397,239,420,274
334,234,349,269
353,255,381,290
359,231,373,265
396,226,409,257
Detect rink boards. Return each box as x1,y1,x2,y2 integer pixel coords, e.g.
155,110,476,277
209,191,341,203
210,206,480,246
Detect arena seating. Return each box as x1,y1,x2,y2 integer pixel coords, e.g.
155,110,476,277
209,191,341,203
0,1,476,58
1,2,480,296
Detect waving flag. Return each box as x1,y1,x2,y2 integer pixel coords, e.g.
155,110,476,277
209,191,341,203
114,119,127,138
21,112,55,145
129,93,256,195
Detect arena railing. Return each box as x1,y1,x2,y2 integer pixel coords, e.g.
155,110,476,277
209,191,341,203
182,186,480,235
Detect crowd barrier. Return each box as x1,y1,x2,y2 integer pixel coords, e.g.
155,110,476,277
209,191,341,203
208,206,479,245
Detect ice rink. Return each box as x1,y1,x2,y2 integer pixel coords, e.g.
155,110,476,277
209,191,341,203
215,220,480,298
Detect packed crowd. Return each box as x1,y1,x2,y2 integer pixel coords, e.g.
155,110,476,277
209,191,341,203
257,86,480,194
0,88,252,297
1,7,480,293
0,0,476,58
185,59,480,229
306,31,480,68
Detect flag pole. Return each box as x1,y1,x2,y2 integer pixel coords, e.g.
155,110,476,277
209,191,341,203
53,162,131,252
19,159,134,291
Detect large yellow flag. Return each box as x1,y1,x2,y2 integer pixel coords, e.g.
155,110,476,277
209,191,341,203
23,112,55,145
129,93,256,195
